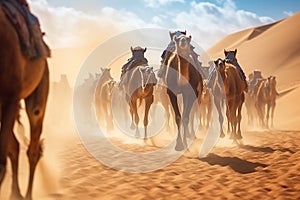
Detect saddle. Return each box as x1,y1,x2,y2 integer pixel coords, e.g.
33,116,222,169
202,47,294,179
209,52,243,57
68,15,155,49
1,0,50,59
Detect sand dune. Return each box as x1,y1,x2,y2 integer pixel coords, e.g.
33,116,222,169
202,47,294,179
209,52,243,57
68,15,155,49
208,11,300,130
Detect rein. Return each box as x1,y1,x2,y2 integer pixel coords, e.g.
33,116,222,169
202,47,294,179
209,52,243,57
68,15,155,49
139,67,153,90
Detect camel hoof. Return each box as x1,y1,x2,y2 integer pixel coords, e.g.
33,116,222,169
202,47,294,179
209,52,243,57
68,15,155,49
236,134,243,140
10,192,24,200
130,123,135,130
175,143,184,151
220,132,225,138
175,138,185,151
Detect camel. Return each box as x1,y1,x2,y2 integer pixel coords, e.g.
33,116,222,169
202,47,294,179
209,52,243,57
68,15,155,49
245,70,264,126
255,76,278,128
163,34,203,150
121,47,157,139
94,68,115,131
224,49,248,92
153,83,175,131
214,58,246,140
199,81,212,129
0,2,50,199
209,62,226,138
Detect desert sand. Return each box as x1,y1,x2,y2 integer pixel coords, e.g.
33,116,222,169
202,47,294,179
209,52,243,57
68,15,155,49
1,11,300,200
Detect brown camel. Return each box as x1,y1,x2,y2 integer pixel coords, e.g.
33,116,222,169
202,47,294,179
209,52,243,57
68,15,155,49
199,81,212,129
94,68,115,131
224,49,248,92
153,83,175,131
0,3,50,200
255,76,278,128
121,47,157,139
245,70,264,126
214,58,245,140
163,34,203,150
209,62,226,138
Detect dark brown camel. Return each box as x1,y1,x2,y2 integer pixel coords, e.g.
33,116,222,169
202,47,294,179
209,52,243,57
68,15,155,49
121,47,157,139
94,68,115,131
214,58,246,140
255,76,278,128
0,3,50,200
163,34,203,150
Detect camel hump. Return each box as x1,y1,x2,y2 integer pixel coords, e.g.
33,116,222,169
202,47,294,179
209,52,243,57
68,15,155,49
1,0,50,59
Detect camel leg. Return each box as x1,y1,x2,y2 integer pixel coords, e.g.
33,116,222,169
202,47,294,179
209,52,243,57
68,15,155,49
107,102,114,131
128,96,135,130
161,97,172,130
25,67,49,200
144,95,154,140
182,95,196,148
271,101,276,128
130,98,140,138
227,100,236,139
0,99,19,193
214,97,225,138
8,131,23,199
236,95,244,139
189,103,197,138
255,102,264,128
206,101,212,129
167,89,183,151
266,102,271,129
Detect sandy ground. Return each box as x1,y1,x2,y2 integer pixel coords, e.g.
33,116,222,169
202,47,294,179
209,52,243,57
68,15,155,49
42,129,300,200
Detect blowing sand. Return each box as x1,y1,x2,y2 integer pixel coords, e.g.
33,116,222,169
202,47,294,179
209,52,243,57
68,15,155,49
38,129,300,199
1,10,300,200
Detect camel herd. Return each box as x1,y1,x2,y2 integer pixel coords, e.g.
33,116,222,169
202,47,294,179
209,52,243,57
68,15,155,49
0,0,279,198
92,30,279,148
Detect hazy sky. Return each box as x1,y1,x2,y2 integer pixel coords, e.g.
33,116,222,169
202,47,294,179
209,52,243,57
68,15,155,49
28,0,299,49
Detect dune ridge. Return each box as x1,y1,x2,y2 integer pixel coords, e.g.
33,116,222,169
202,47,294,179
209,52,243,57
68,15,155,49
208,11,300,130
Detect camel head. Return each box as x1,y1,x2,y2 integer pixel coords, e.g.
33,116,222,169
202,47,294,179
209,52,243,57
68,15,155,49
100,68,113,80
169,30,186,40
173,35,192,57
130,46,148,65
224,49,237,63
214,58,226,72
268,76,277,88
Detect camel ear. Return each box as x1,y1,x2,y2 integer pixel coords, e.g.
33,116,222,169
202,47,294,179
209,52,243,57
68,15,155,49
224,49,227,55
169,31,175,39
188,35,192,43
183,30,187,35
108,68,111,71
234,49,237,55
214,60,218,67
143,47,147,53
131,46,134,53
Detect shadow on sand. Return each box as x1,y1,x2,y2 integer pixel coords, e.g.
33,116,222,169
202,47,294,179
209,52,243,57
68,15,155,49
200,153,268,174
239,144,296,154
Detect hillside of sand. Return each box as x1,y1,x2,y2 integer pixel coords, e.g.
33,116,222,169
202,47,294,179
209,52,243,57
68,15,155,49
207,11,300,130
